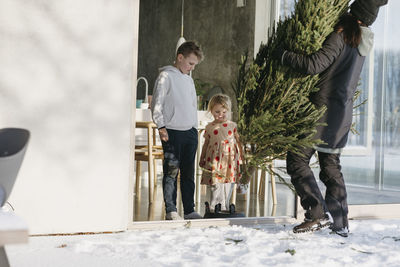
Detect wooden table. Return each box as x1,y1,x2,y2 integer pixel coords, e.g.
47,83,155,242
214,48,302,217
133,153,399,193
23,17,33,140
135,121,160,204
135,121,158,148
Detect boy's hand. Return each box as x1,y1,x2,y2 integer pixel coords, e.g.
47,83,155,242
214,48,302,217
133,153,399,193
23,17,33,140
159,128,169,142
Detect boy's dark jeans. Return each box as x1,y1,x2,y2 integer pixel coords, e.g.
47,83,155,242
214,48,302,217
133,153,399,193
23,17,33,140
287,147,348,230
161,128,198,215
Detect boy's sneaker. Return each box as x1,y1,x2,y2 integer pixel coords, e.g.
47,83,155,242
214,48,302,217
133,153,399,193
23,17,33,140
184,211,203,220
293,212,333,233
165,211,183,220
330,227,349,237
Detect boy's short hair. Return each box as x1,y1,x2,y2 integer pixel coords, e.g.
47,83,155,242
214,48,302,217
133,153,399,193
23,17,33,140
176,41,204,62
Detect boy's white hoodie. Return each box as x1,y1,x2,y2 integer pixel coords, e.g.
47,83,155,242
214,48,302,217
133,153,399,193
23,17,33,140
151,65,198,131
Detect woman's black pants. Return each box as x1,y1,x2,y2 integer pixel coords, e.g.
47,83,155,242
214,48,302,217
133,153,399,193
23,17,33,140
287,147,348,230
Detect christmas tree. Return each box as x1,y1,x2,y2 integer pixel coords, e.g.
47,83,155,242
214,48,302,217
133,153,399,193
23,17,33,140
235,0,350,183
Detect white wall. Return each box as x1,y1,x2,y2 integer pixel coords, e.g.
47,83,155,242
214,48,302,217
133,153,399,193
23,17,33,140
254,0,279,57
0,0,138,234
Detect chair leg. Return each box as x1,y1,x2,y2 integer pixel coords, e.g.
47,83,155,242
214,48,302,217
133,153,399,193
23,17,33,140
250,168,260,195
148,159,154,204
135,161,141,198
270,174,277,205
231,184,237,205
259,170,266,200
269,162,277,206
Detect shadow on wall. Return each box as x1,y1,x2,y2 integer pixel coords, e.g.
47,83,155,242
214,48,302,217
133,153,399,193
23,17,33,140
0,1,134,180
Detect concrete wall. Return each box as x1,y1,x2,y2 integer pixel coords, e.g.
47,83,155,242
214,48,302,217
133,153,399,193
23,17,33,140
137,0,256,115
0,0,138,234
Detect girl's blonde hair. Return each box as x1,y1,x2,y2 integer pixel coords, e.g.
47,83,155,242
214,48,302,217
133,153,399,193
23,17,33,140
207,94,232,112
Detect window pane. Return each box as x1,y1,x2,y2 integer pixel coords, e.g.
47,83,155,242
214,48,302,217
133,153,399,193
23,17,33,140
381,2,400,191
279,0,295,19
344,2,400,204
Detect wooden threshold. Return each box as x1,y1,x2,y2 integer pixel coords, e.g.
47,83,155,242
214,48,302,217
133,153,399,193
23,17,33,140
128,216,296,231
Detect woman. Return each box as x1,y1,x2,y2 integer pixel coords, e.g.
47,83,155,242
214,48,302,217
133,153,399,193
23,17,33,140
281,0,388,237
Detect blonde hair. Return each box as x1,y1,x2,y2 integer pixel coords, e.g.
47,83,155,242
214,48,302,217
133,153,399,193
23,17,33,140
207,94,231,113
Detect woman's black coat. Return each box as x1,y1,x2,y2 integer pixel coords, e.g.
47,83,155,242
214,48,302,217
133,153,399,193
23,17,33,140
282,32,366,150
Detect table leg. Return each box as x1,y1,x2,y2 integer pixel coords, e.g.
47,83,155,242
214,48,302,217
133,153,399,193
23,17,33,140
271,173,277,205
195,129,204,208
136,161,141,199
147,125,154,204
269,162,277,206
153,158,158,188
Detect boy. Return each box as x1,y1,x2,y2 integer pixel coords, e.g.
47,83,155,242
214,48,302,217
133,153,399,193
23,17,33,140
151,41,203,220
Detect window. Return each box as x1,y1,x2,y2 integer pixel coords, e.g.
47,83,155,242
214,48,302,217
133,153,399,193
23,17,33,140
344,3,400,203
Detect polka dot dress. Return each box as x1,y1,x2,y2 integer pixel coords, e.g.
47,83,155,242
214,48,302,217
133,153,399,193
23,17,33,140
200,121,242,185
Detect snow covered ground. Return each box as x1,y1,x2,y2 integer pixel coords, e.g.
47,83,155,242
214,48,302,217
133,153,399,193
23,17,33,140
6,219,400,267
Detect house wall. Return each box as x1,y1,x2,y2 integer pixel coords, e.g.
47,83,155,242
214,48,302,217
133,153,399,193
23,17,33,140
137,0,256,117
0,0,139,234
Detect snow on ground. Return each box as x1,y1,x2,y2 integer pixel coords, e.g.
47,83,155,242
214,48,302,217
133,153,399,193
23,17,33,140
6,219,400,267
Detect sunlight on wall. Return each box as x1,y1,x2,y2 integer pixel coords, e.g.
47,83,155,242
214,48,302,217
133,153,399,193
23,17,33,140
0,0,136,234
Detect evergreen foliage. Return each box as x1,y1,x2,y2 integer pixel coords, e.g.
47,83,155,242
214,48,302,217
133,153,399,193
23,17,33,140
235,0,350,183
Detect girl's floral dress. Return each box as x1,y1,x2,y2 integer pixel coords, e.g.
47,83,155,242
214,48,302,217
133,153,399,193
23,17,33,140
200,120,242,185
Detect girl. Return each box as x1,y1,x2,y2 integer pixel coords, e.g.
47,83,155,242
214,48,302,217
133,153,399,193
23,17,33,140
199,94,244,211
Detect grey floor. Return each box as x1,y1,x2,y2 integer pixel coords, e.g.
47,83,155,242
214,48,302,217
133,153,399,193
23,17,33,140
133,173,400,222
133,174,297,222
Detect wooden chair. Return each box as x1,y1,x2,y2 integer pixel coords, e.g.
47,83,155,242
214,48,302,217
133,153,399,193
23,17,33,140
257,163,277,216
258,172,277,203
245,163,277,216
135,121,163,204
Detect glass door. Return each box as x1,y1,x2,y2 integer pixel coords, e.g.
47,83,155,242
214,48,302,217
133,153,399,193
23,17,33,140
343,2,400,204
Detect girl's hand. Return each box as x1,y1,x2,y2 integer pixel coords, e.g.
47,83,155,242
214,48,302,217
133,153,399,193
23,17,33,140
199,159,206,168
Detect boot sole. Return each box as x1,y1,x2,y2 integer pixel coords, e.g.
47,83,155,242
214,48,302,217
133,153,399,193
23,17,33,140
293,221,332,234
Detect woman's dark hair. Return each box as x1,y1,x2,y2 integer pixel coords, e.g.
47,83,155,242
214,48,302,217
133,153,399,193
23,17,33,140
334,13,362,48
